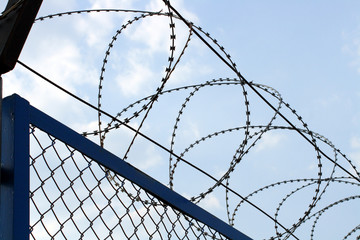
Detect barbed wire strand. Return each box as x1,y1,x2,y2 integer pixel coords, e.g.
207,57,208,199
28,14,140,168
16,59,299,240
23,5,359,239
161,0,360,183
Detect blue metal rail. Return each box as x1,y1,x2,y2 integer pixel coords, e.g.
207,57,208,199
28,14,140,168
0,94,252,240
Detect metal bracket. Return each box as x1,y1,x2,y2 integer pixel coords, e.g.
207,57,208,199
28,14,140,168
0,0,43,74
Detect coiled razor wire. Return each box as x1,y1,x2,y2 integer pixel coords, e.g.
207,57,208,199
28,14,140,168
22,3,360,239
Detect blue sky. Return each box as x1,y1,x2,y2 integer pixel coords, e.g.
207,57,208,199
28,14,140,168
2,0,360,239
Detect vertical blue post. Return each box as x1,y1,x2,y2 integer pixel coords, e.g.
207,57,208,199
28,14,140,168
1,94,30,240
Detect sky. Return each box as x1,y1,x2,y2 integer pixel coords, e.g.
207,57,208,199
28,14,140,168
1,0,360,239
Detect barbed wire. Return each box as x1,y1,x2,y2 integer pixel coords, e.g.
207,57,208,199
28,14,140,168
14,2,360,239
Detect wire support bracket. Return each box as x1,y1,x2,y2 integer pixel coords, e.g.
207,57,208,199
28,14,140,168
0,0,43,74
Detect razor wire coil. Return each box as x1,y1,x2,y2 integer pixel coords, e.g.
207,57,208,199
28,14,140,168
14,3,360,239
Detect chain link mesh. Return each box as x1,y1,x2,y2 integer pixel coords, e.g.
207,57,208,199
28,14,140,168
29,125,227,240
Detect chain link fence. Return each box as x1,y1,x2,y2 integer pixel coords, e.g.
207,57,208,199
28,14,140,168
29,124,231,240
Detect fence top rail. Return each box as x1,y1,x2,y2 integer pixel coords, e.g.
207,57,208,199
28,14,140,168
3,93,252,240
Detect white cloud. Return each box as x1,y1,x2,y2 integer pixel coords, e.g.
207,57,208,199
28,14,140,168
350,152,360,168
20,22,100,88
152,0,199,25
90,0,133,9
255,132,286,152
138,145,164,171
350,136,360,169
37,0,77,14
3,34,98,123
0,2,7,12
79,0,203,97
115,50,157,97
30,218,60,239
198,193,222,211
181,192,221,211
4,67,70,110
123,0,200,61
125,14,170,54
37,39,96,87
342,25,360,74
74,12,121,48
168,59,213,86
317,93,341,108
182,120,201,140
72,120,99,135
351,136,360,148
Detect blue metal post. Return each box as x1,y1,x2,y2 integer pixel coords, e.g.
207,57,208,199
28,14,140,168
0,94,30,240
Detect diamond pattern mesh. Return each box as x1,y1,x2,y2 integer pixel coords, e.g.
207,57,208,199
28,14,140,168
29,125,227,240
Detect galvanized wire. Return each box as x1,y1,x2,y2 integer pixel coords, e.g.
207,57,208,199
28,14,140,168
29,125,227,240
17,3,360,239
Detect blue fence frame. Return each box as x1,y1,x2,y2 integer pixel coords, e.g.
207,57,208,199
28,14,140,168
0,94,252,240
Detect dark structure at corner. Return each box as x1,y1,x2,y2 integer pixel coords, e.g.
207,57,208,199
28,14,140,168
0,0,43,74
0,3,43,233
